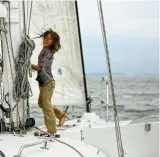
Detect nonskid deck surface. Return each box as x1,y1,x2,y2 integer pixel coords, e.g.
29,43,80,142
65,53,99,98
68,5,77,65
0,131,108,157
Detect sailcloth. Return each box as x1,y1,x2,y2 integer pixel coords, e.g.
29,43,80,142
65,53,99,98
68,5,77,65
29,1,86,106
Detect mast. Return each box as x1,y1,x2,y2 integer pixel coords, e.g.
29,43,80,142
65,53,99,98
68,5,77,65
97,1,124,157
75,1,90,112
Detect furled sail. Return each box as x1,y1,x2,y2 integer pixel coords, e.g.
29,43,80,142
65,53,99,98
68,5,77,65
28,1,86,106
0,1,24,127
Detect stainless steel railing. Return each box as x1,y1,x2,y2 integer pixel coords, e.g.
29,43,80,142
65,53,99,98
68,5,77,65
90,76,109,121
14,135,53,157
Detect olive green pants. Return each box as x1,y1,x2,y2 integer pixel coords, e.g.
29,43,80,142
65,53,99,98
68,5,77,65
38,81,64,133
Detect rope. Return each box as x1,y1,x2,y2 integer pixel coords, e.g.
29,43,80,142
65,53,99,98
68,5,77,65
0,5,15,129
54,137,84,157
4,2,19,128
13,36,35,104
22,1,27,39
0,18,5,133
5,0,35,130
8,1,15,60
2,19,14,82
1,16,15,128
0,51,3,133
27,0,33,36
97,1,124,157
2,18,16,127
1,0,15,61
1,4,16,125
12,36,35,129
26,0,33,119
12,1,34,128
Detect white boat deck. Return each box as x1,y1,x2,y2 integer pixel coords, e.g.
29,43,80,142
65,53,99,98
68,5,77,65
56,112,131,132
0,113,159,157
0,131,107,157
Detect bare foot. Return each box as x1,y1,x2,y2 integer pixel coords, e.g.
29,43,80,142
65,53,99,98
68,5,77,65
58,113,67,127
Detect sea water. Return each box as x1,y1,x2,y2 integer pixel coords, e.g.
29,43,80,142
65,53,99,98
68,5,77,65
30,74,159,126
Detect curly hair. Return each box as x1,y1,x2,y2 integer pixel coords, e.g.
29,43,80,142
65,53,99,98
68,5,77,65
41,28,61,51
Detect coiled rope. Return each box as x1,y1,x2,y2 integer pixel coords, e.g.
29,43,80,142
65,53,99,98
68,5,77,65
13,36,35,101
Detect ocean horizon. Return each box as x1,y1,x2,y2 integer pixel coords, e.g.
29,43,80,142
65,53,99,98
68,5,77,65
86,72,159,77
30,74,159,126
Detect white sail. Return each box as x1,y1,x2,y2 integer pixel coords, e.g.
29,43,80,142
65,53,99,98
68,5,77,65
29,1,86,106
0,1,86,128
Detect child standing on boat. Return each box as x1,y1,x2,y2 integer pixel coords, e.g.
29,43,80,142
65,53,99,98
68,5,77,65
31,29,67,134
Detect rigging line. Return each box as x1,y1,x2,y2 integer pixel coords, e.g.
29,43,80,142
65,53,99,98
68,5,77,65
97,1,113,114
97,23,123,157
26,1,33,116
13,64,22,127
8,96,14,132
2,19,14,81
8,1,15,60
97,1,124,157
27,0,33,36
22,1,33,121
115,116,123,157
22,0,27,39
16,99,21,129
2,0,15,61
0,23,4,73
75,1,89,112
13,4,34,126
26,0,29,24
114,118,121,156
22,99,25,127
116,115,124,155
0,20,13,124
14,63,25,128
54,137,84,157
99,5,123,157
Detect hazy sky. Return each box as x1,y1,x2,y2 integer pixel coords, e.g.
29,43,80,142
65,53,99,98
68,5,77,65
78,0,159,75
